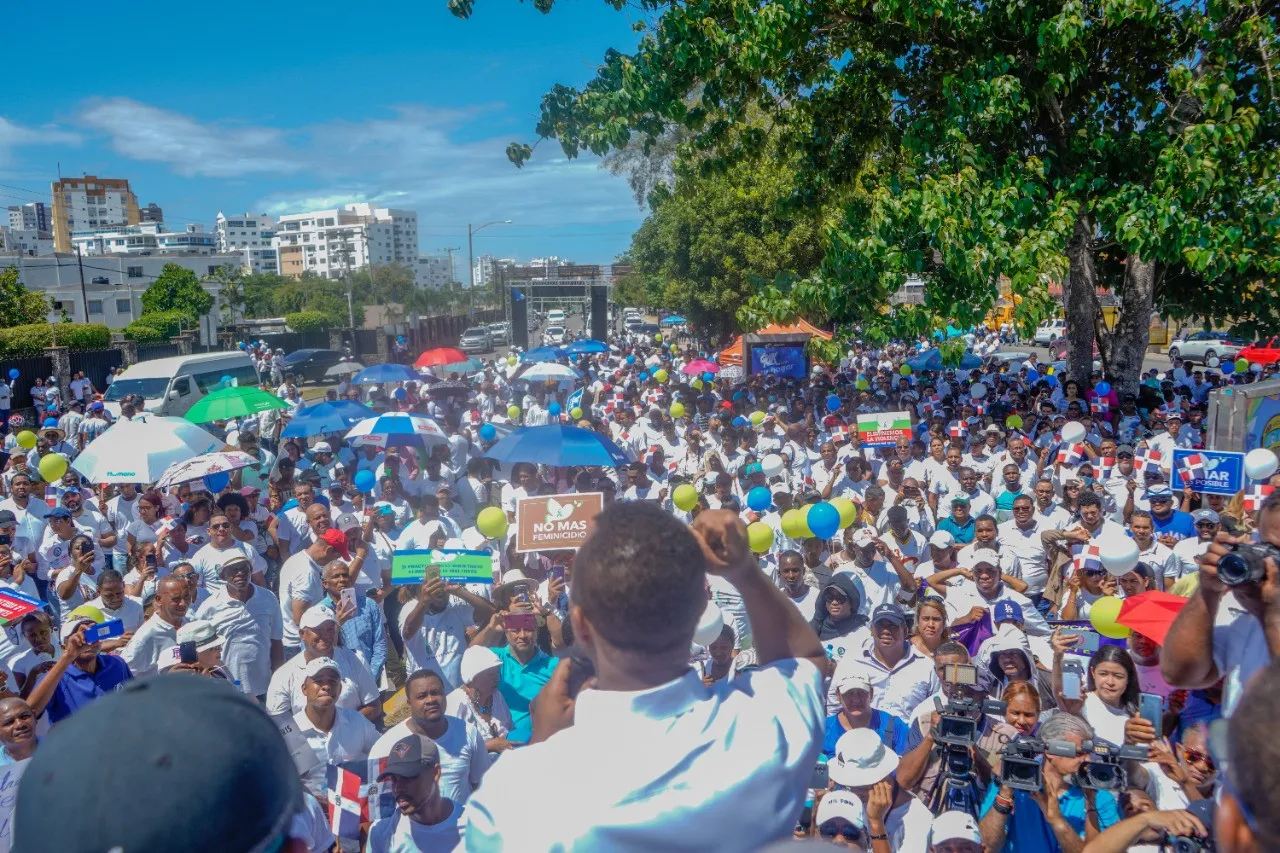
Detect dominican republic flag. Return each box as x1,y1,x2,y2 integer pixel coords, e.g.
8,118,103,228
1091,399,1110,415
972,401,987,416
1135,448,1164,475
1098,456,1116,480
1057,443,1085,466
1072,543,1103,574
1245,484,1275,512
831,426,849,443
948,421,968,440
923,395,943,416
1177,453,1206,485
326,762,370,841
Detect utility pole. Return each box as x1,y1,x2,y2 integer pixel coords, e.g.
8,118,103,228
337,236,355,329
75,245,90,323
467,223,476,321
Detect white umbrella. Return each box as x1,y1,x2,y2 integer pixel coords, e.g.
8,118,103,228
518,363,582,382
325,362,365,377
344,412,448,449
71,417,226,484
155,450,260,489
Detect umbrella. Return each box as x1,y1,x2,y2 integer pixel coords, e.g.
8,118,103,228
519,346,564,363
447,357,486,374
905,349,984,372
484,424,631,468
517,363,581,383
344,412,448,449
415,347,468,369
351,363,419,385
660,315,687,326
682,359,720,375
71,417,225,484
280,400,375,439
1117,591,1188,646
183,386,289,424
324,361,365,378
563,339,609,355
426,380,473,398
155,451,260,488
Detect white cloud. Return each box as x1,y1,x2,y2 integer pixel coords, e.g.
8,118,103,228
0,118,81,172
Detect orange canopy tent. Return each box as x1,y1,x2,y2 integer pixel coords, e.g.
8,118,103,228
718,318,833,367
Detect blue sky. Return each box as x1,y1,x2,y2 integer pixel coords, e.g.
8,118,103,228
0,0,650,269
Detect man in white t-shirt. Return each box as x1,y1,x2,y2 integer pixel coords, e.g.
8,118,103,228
397,576,495,692
277,529,348,656
366,733,467,852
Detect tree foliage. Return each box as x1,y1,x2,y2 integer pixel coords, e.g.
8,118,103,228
140,264,214,326
0,323,111,358
0,266,50,327
285,310,334,332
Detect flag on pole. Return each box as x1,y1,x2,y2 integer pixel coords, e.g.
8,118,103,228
1134,448,1164,475
948,421,968,440
326,762,370,841
1057,443,1085,467
1244,485,1275,512
1098,456,1116,480
1090,399,1110,415
1176,452,1206,485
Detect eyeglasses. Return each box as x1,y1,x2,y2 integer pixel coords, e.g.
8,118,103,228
819,823,862,841
1181,746,1215,768
1084,569,1107,577
210,522,231,530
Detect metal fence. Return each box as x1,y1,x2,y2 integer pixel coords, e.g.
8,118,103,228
69,349,124,393
6,355,55,410
137,343,180,361
255,330,330,353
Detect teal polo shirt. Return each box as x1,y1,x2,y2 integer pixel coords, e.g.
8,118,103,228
495,645,555,732
979,780,1120,852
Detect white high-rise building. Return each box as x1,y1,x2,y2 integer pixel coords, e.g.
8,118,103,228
413,255,453,289
273,203,418,280
214,212,279,274
70,222,218,257
471,254,516,289
7,202,51,233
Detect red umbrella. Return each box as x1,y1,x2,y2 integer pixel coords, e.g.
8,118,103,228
415,348,468,369
682,359,720,376
1116,591,1188,646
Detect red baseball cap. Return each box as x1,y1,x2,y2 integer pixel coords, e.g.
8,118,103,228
319,528,351,560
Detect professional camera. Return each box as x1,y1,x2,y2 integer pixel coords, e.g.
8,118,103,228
998,736,1044,791
1217,541,1280,587
933,694,1008,748
1075,740,1149,791
1165,836,1212,853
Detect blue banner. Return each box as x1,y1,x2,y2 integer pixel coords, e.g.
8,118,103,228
1172,449,1244,495
749,344,807,380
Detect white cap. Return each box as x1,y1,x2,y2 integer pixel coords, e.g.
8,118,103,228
460,645,501,684
500,569,528,585
299,605,337,632
461,527,487,550
929,810,982,845
835,672,873,696
313,442,333,454
814,789,866,831
828,728,899,787
176,619,225,653
303,656,341,680
851,528,877,548
929,530,955,549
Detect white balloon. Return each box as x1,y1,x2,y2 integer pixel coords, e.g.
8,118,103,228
694,602,725,646
761,453,785,477
971,382,988,399
1207,357,1220,368
1060,421,1086,445
1101,534,1140,577
1245,448,1279,481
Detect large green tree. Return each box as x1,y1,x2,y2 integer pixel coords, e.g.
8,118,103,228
460,0,1280,392
0,266,50,326
140,263,214,326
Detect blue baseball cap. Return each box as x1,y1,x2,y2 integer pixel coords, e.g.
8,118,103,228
871,603,907,627
1145,484,1174,499
994,601,1024,625
46,507,73,520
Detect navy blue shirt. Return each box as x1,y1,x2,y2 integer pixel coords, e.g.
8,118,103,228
37,654,133,724
823,710,911,758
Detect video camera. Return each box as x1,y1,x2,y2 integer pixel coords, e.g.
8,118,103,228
998,737,1148,792
933,664,1006,749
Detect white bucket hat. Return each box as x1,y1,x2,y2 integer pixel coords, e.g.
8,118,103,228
828,728,899,787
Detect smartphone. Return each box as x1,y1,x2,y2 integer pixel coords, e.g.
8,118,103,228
513,584,531,604
0,535,9,547
809,761,829,790
1139,692,1163,734
83,619,124,644
145,552,157,568
340,587,357,613
505,612,537,630
1062,659,1085,700
179,640,199,664
550,565,565,584
1061,628,1102,653
564,646,596,698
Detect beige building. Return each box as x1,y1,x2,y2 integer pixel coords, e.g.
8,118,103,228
51,175,141,252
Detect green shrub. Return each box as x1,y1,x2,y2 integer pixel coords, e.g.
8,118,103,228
0,323,112,357
123,323,167,343
285,310,334,332
127,310,189,339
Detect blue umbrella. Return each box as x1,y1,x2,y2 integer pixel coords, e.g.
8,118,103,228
660,315,687,326
352,363,419,385
281,400,375,438
345,412,448,449
483,424,631,468
519,346,565,363
563,339,609,355
906,349,984,372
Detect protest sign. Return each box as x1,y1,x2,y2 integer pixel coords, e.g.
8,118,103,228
390,549,493,585
1173,449,1244,496
0,589,43,626
516,492,603,553
857,411,913,448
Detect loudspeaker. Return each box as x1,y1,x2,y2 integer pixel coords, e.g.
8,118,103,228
510,290,529,351
590,285,609,342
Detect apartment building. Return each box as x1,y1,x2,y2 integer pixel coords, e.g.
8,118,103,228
214,211,279,274
51,175,141,252
69,222,218,256
7,202,51,233
273,203,417,280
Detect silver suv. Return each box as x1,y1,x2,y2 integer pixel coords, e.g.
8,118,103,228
459,327,493,353
487,322,511,345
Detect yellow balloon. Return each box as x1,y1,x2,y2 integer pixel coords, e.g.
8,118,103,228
672,483,699,511
747,521,775,553
670,402,686,419
691,378,704,390
669,344,678,354
570,407,583,420
507,405,521,420
1088,595,1130,639
781,508,814,540
750,411,765,426
654,369,669,383
830,496,858,529
476,507,508,540
14,430,36,450
38,452,67,483
654,333,663,343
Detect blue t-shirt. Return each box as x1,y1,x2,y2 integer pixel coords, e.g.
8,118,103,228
38,654,133,724
979,780,1120,853
939,516,976,545
495,645,555,732
1150,509,1196,542
822,710,911,758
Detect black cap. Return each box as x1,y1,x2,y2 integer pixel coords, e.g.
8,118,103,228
871,603,907,627
377,734,440,780
15,676,301,852
0,510,15,526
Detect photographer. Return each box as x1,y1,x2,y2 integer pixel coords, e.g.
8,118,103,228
1160,492,1280,716
1212,654,1280,853
1079,797,1208,853
978,712,1121,853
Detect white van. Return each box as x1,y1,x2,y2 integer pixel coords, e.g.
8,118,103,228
547,309,566,326
103,351,260,418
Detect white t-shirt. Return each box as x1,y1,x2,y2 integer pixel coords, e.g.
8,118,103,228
1212,593,1270,717
278,551,323,648
189,541,265,593
398,598,473,693
1083,691,1130,747
367,717,489,818
193,585,284,697
265,647,378,717
366,800,466,853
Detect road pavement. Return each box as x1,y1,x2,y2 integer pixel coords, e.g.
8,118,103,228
1003,341,1174,375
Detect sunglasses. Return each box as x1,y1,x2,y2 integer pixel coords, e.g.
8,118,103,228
1181,746,1215,769
1084,568,1107,577
819,824,862,841
823,591,849,604
172,572,198,581
210,522,231,530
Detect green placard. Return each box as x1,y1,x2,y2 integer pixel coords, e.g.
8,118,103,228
391,549,493,585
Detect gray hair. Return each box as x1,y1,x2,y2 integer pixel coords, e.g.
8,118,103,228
864,484,885,502
322,559,350,580
1038,711,1094,743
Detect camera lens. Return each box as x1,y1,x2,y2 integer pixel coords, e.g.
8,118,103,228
1219,551,1259,587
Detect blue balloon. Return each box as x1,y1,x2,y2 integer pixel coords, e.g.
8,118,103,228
548,402,562,416
203,471,230,493
6,369,17,380
393,388,407,401
639,372,649,381
808,502,841,540
747,486,772,512
703,372,715,383
733,416,748,428
1222,363,1234,375
479,423,496,441
353,469,376,493
1095,381,1111,396
1026,370,1040,383
42,417,57,428
627,355,636,364
826,394,841,412
1045,374,1059,387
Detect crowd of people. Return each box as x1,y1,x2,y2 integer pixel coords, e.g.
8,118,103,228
0,322,1279,853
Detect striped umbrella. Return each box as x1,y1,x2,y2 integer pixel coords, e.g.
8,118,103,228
344,412,448,449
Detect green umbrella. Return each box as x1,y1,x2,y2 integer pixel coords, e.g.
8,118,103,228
184,385,290,424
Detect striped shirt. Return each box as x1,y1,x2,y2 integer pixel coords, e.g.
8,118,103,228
77,416,111,446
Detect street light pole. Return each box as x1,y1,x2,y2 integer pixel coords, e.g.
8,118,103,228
467,219,511,319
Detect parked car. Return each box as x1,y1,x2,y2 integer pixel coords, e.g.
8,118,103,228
547,309,566,327
459,327,494,354
487,322,511,345
1238,336,1280,366
282,348,347,382
1033,319,1067,345
1167,330,1247,363
543,325,567,346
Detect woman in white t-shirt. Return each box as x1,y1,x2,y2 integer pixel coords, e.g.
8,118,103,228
125,493,166,557
445,645,513,757
1052,631,1153,748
